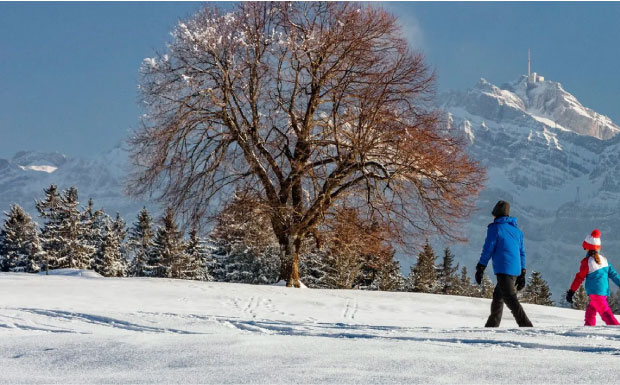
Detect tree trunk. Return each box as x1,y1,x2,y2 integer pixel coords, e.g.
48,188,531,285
279,237,301,288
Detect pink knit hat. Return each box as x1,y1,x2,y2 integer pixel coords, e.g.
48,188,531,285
583,229,601,251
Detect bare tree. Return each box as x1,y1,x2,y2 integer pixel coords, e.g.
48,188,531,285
129,2,485,287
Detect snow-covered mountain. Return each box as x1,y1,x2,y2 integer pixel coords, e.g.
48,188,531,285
441,75,620,299
0,146,154,223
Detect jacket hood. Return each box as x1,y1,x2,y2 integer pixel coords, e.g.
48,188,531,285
491,216,518,226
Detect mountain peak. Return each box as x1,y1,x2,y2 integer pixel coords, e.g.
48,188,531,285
442,76,620,140
12,151,68,168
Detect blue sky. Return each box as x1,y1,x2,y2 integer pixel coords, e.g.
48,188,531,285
2,2,620,158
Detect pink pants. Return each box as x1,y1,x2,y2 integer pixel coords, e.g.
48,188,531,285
585,295,620,326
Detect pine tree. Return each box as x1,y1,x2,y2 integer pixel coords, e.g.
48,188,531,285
410,240,438,293
209,192,280,284
183,228,211,280
81,198,107,261
0,205,43,273
608,289,620,314
355,253,405,292
149,208,186,278
478,274,494,298
128,207,155,277
210,239,280,284
572,285,589,311
93,220,123,277
522,271,554,306
57,187,95,269
299,250,335,289
455,265,474,297
36,185,63,270
111,212,129,275
373,260,405,292
92,213,128,277
438,248,459,295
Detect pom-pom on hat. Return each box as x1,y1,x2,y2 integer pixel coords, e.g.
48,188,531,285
583,229,601,251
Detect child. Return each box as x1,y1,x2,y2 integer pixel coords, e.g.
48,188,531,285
566,229,620,326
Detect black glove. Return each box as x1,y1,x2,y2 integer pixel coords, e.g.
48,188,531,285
515,269,526,291
566,290,575,304
475,263,486,285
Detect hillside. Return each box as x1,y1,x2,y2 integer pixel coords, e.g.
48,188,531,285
1,272,619,384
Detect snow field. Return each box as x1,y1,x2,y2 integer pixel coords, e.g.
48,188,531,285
1,272,619,384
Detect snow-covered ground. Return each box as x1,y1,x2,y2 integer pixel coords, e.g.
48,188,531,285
1,272,619,384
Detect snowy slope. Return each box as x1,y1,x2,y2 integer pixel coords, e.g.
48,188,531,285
440,76,620,301
1,272,619,384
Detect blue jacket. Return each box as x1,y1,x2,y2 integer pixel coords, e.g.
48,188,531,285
478,216,525,276
570,255,620,296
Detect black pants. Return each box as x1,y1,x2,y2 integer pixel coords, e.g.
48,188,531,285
485,274,533,327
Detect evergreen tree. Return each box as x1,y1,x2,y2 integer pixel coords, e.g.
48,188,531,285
149,208,186,278
572,285,589,311
374,260,405,292
410,240,438,293
209,193,280,284
0,205,43,272
36,185,63,270
111,212,129,275
57,187,95,269
81,198,107,260
455,265,474,297
299,250,335,289
128,207,155,277
522,271,554,306
210,239,280,284
355,253,405,291
93,213,128,277
93,220,125,277
608,289,620,314
438,248,459,295
183,228,211,280
478,274,494,298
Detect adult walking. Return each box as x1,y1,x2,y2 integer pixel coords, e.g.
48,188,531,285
475,200,533,327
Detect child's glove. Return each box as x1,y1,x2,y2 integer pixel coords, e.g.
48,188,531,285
566,289,575,304
475,263,485,285
515,269,526,291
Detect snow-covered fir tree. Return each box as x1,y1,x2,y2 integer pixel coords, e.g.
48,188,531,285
36,185,64,270
211,240,280,284
128,207,155,277
182,228,211,280
478,274,494,299
522,271,554,306
0,204,43,272
57,187,96,269
149,208,186,278
81,198,107,259
300,250,336,289
93,220,124,277
93,213,128,277
355,253,405,292
454,265,475,297
437,248,459,295
608,289,620,314
111,212,129,274
572,285,589,310
408,240,438,293
209,192,280,284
